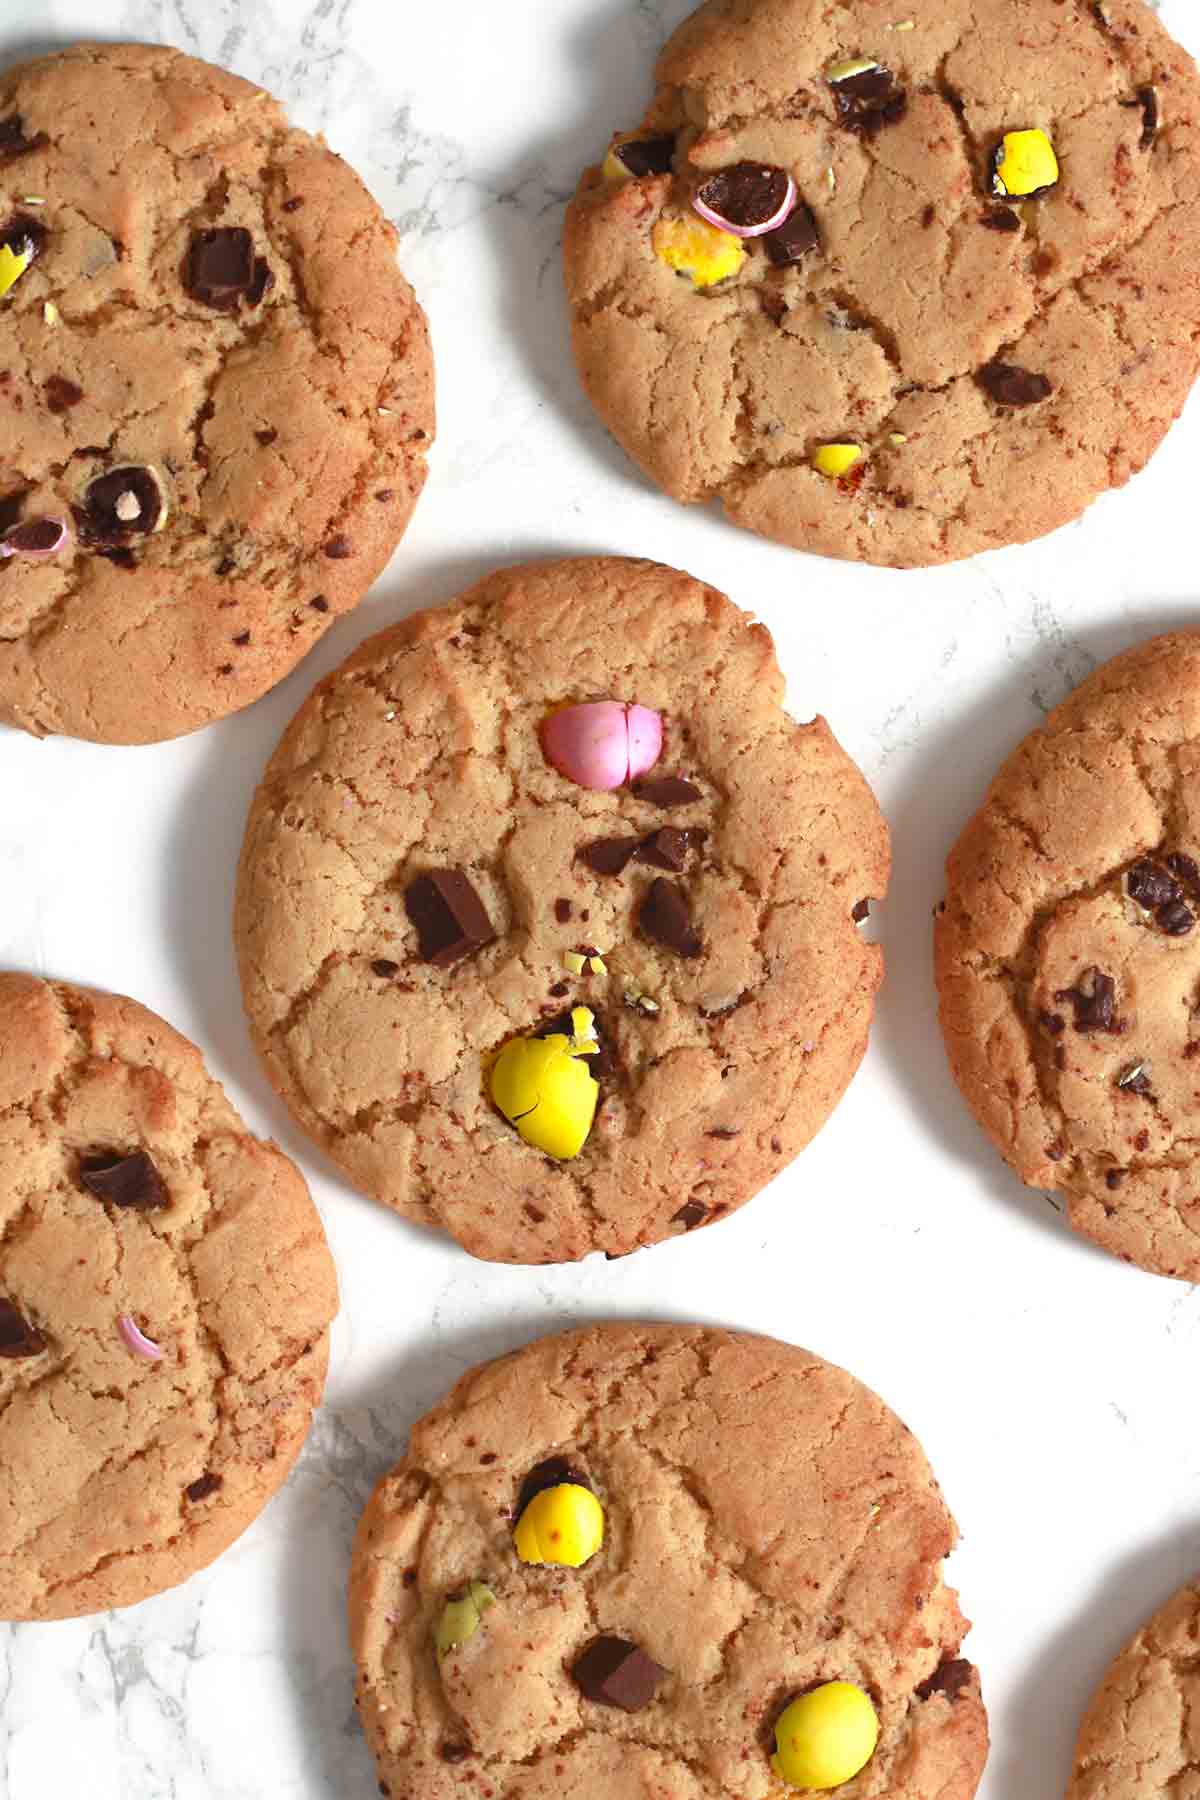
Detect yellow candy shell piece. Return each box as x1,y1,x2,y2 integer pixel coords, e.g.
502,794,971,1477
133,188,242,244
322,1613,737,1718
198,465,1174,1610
772,1682,880,1790
434,1580,496,1657
813,443,865,480
0,241,32,298
652,215,746,289
513,1483,605,1567
992,128,1059,198
603,145,634,183
489,1034,599,1161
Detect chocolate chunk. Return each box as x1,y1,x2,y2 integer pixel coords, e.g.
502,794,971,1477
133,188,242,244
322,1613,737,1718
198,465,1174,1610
310,595,329,611
634,827,695,872
852,898,871,923
1158,897,1196,936
533,1010,617,1080
672,1200,708,1231
1167,851,1200,892
764,200,820,267
696,162,793,231
634,776,702,808
1106,1168,1126,1191
79,1149,168,1211
554,898,573,922
516,1456,589,1517
0,1298,45,1358
371,958,400,978
5,517,63,554
0,115,48,162
976,362,1053,407
185,1472,223,1503
706,1126,740,1139
282,196,304,213
247,256,274,306
186,227,258,309
830,64,907,136
439,1743,472,1765
612,135,676,178
981,206,1021,232
1038,1009,1065,1036
255,427,278,446
571,1637,666,1712
1055,968,1121,1033
579,836,642,876
0,490,28,535
76,466,165,545
1117,1062,1153,1095
0,211,46,265
99,546,137,570
44,375,83,414
1128,858,1181,910
1124,85,1159,149
1136,1128,1150,1152
404,870,495,967
915,1659,973,1703
324,534,354,559
638,878,702,959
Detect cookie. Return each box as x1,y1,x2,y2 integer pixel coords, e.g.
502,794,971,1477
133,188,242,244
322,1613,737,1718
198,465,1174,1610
565,0,1200,568
0,43,433,743
234,555,889,1265
0,972,337,1619
349,1323,989,1800
1065,1580,1200,1799
936,631,1200,1281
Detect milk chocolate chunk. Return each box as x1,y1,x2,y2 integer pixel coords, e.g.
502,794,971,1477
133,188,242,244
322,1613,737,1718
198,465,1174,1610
405,870,495,967
571,1637,666,1711
186,226,258,309
79,1149,168,1211
638,877,702,958
0,1298,45,1358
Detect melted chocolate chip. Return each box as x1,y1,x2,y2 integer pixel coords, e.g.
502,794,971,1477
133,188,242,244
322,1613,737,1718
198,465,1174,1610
696,162,792,231
830,64,907,135
255,427,278,446
1055,968,1121,1033
613,135,676,178
572,1637,666,1712
247,257,274,306
324,534,354,559
764,200,820,267
634,827,697,872
5,517,63,553
186,227,259,310
915,1659,973,1703
75,466,164,545
1106,1168,1126,1191
310,594,329,611
579,836,641,876
79,1149,168,1211
1159,898,1196,936
185,1472,223,1503
554,898,572,922
371,958,400,978
1128,858,1181,910
404,870,495,967
516,1457,590,1518
1038,1009,1065,1036
439,1743,472,1765
672,1200,708,1231
976,361,1053,407
44,375,82,414
0,1298,45,1359
981,206,1021,232
638,878,702,958
634,775,702,808
1117,1062,1153,1096
0,115,49,162
1124,85,1159,149
706,1126,740,1139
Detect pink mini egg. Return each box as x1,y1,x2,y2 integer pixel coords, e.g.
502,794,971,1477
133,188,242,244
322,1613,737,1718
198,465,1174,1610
541,701,664,791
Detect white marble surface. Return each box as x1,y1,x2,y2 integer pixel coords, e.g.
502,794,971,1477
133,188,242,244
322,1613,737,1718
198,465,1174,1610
1,0,1199,1794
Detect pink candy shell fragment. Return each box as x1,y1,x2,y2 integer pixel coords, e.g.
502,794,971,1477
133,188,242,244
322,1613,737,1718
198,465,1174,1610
625,705,663,781
118,1313,164,1361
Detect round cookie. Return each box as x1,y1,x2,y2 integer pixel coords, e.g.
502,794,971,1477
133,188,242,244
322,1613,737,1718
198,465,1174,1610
349,1323,989,1800
0,972,337,1619
565,0,1200,568
0,42,433,743
234,555,890,1265
1065,1580,1200,1799
936,631,1200,1281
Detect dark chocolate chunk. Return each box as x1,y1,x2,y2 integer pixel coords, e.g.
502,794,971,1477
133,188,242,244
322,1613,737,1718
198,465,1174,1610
981,206,1021,232
255,427,278,446
1127,858,1181,910
672,1200,708,1231
404,870,495,967
634,775,702,808
1106,1168,1126,1191
0,115,49,162
1123,85,1159,149
98,545,137,570
764,200,820,267
0,211,46,265
1117,1062,1153,1095
695,162,792,231
851,898,871,923
1038,1009,1065,1036
706,1126,740,1139
0,490,28,535
232,630,251,646
554,898,572,922
516,1456,590,1518
310,595,329,611
634,827,695,872
439,1743,472,1765
324,534,354,559
915,1659,973,1703
5,516,63,554
1158,897,1196,936
75,466,165,545
638,878,702,959
0,1298,45,1359
185,1472,223,1503
976,361,1053,407
79,1149,168,1211
579,836,642,877
1055,968,1121,1033
371,959,400,978
282,195,304,213
186,227,257,309
44,375,83,414
612,135,676,178
571,1637,666,1711
247,256,274,306
830,63,907,135
1167,851,1200,892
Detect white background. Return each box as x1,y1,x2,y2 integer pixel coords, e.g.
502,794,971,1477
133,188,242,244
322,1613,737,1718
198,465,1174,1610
1,1,1199,1795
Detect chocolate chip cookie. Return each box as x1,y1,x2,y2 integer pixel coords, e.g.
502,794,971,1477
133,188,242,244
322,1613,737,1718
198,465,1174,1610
0,43,433,743
1065,1579,1200,1799
936,630,1200,1280
349,1323,989,1800
0,972,337,1619
234,556,890,1265
565,0,1200,567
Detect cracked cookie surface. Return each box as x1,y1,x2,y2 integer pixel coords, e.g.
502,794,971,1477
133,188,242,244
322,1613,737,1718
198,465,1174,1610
234,556,890,1265
1065,1579,1200,1799
349,1323,988,1800
0,972,337,1619
0,42,433,743
936,631,1200,1281
565,0,1200,568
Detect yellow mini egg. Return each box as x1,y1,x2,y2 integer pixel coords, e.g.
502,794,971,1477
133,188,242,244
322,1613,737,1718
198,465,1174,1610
652,215,746,289
490,1025,599,1161
991,128,1059,198
812,443,865,480
0,241,33,298
513,1483,605,1568
772,1682,880,1790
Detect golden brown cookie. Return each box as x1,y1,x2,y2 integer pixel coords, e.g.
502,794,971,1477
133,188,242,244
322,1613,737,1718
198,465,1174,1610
1065,1580,1200,1799
234,556,890,1265
0,43,433,743
349,1323,989,1800
0,972,337,1619
565,0,1200,567
937,630,1200,1280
